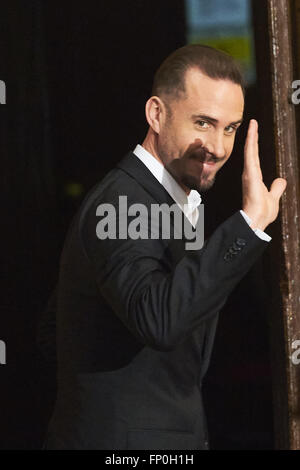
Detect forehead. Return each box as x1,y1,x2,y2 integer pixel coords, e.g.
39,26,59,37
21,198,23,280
176,67,244,119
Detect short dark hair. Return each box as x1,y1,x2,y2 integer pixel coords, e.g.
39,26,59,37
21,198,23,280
151,44,245,105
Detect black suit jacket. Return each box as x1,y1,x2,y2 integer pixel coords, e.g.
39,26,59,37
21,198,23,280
41,151,269,450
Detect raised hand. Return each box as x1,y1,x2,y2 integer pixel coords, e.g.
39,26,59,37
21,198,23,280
242,119,287,231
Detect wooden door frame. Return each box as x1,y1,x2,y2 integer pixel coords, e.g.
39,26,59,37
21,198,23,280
266,0,300,450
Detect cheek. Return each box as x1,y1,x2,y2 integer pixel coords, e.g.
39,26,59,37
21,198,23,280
169,120,195,151
179,134,201,158
171,135,191,160
225,140,235,158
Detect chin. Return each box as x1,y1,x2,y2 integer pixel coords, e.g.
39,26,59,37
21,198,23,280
182,173,216,193
197,178,215,193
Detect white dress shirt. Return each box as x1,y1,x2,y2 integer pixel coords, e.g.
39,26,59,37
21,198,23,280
133,144,271,242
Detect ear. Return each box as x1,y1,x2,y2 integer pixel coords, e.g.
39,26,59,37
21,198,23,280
145,96,165,134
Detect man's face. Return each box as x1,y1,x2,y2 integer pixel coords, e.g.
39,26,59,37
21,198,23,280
157,68,244,193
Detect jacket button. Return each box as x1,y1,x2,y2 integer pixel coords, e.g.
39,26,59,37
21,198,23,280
232,241,242,251
235,237,246,246
224,252,233,261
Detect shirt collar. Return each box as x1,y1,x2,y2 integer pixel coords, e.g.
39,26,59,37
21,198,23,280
133,144,202,211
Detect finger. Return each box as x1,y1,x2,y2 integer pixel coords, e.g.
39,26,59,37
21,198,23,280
269,178,287,200
244,119,258,156
185,139,206,161
189,139,204,151
243,119,262,177
185,139,203,154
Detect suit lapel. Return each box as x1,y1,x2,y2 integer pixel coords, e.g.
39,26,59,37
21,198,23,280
116,151,176,207
116,151,197,242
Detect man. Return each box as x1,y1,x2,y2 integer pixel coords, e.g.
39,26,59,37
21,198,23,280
40,44,286,449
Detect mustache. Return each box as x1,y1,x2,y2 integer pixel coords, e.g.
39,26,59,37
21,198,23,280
188,145,225,164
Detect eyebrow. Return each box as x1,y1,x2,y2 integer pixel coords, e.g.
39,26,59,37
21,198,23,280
191,114,244,126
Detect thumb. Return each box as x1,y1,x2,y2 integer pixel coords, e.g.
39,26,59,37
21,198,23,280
269,178,287,200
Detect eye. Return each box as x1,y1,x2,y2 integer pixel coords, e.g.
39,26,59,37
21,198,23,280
196,120,210,129
224,125,237,135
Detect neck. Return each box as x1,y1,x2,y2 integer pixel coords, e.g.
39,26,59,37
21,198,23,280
142,130,163,165
141,129,191,195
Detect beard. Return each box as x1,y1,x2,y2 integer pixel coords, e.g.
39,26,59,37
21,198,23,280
180,171,216,193
158,120,223,194
163,143,219,194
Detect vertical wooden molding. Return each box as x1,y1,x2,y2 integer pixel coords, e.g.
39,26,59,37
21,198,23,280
268,0,300,450
293,1,300,73
291,0,300,166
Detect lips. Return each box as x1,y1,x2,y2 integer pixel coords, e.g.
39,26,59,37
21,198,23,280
191,154,215,164
195,158,216,167
195,160,216,174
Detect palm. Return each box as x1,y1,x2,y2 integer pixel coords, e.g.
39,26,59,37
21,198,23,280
242,119,286,230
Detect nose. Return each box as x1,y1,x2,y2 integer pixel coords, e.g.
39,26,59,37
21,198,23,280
205,130,226,159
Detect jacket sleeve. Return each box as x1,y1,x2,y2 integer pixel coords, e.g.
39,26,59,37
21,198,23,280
80,200,269,351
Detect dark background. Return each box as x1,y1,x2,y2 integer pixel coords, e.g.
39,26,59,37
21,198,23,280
0,0,276,449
